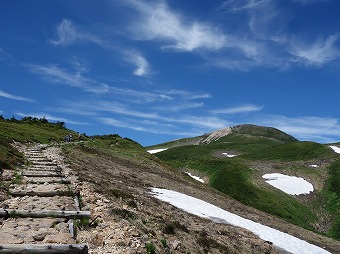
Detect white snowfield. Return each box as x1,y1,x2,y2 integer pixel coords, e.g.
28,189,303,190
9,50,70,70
147,148,168,154
262,173,314,195
151,188,330,254
186,172,204,183
222,152,237,158
329,145,340,154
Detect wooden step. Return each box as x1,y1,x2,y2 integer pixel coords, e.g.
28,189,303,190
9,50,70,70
0,244,88,254
26,178,71,184
22,172,65,177
9,190,73,197
0,209,90,219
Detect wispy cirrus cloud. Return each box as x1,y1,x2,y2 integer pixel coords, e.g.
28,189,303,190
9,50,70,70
27,64,109,94
0,90,35,103
211,104,264,114
291,0,329,5
124,50,151,77
50,19,153,77
288,35,340,66
49,19,104,46
252,114,340,143
125,0,227,52
220,0,273,12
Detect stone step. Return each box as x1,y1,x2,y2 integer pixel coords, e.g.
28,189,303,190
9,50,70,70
0,217,78,245
1,196,75,211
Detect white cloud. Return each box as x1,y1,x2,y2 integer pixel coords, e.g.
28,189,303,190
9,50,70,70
288,35,340,66
126,0,227,52
255,115,340,143
211,104,264,114
220,0,273,12
98,117,204,136
124,50,151,77
49,19,103,46
0,90,35,103
162,90,211,100
291,0,329,5
27,64,109,94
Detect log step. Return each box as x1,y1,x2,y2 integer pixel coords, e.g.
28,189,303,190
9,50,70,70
26,178,71,184
0,209,91,219
9,190,74,197
21,172,65,177
0,244,88,253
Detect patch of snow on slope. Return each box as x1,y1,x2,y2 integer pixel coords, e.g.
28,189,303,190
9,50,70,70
147,148,168,154
329,145,340,154
186,172,204,183
262,173,313,195
150,188,330,254
222,152,237,158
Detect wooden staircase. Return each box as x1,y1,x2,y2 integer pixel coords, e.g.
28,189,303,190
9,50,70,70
0,145,90,253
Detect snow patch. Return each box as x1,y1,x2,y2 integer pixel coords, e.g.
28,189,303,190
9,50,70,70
147,148,168,154
262,173,313,195
222,152,237,158
329,145,340,154
186,172,204,183
150,188,330,254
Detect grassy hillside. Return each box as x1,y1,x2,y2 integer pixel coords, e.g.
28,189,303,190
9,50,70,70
152,124,340,239
0,117,81,169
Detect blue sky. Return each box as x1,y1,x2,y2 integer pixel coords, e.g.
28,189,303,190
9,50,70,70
1,0,340,146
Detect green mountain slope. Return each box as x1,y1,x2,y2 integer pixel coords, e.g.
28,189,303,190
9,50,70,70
1,119,339,252
149,124,340,239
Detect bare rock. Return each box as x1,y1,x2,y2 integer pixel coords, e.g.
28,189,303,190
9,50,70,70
1,232,24,244
90,232,104,247
43,233,76,244
172,240,181,250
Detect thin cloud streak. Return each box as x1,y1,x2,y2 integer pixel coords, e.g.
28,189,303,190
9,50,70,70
0,90,35,103
254,115,340,143
211,104,264,114
27,64,109,94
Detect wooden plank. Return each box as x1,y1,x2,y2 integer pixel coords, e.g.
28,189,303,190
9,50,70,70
74,196,80,211
27,178,71,184
0,209,91,219
9,190,72,197
22,172,65,177
0,244,88,254
68,219,76,238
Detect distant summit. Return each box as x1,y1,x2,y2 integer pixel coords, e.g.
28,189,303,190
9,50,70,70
147,124,298,149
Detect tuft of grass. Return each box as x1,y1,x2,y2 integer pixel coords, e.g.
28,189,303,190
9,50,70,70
11,171,23,184
145,242,156,254
111,208,136,220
